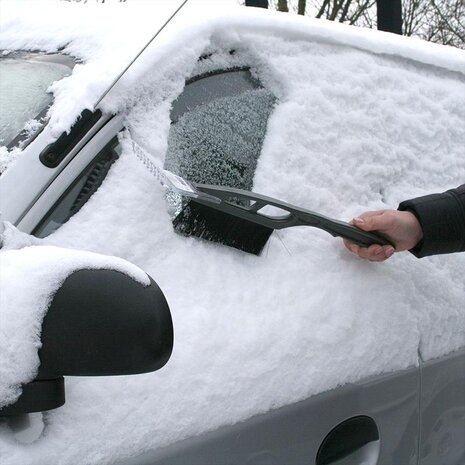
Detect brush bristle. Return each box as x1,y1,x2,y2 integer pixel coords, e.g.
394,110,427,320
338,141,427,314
172,201,273,255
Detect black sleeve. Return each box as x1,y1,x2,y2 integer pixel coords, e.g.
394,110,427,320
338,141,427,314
398,184,465,258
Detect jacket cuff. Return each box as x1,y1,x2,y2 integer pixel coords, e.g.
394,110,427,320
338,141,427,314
398,189,465,258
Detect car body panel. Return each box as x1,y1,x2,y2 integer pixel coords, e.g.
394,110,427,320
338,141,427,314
419,348,465,465
119,364,420,465
117,349,465,464
18,116,123,234
0,112,113,227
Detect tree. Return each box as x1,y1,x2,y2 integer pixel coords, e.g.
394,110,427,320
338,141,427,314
313,1,376,25
377,0,402,34
426,0,465,48
245,0,269,7
278,0,289,12
269,0,465,48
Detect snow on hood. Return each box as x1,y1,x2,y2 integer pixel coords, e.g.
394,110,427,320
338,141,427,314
0,1,464,464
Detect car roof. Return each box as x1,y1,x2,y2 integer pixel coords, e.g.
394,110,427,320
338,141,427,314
1,0,463,136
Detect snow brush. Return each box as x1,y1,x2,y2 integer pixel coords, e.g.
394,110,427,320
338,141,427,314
132,141,392,255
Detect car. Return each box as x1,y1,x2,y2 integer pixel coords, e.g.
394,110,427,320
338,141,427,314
0,1,464,464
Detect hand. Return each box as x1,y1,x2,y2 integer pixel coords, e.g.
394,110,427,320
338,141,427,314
344,210,423,261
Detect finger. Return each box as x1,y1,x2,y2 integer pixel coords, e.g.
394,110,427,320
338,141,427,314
343,239,360,255
344,240,379,258
343,238,354,251
357,210,385,220
362,244,395,261
358,244,383,260
344,240,395,261
353,210,394,233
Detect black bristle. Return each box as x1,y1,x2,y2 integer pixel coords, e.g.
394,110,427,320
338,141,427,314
172,201,273,255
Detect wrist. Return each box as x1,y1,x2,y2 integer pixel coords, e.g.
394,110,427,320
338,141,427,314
400,210,423,249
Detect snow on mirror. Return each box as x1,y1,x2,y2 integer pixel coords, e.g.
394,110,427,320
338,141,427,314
165,69,276,195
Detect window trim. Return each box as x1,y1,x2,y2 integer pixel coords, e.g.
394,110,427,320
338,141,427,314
32,136,120,238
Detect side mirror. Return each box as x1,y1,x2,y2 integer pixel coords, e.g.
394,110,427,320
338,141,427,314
0,267,173,417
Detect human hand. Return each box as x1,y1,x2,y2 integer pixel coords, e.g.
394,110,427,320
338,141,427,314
344,210,423,261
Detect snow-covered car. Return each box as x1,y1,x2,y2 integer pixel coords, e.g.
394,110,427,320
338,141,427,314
0,1,464,464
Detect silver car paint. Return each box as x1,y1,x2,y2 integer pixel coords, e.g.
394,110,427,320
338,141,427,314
117,349,465,465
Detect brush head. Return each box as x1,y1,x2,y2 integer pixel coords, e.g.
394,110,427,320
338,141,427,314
173,200,274,255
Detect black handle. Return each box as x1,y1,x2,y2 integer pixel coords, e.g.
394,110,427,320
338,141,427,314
194,184,394,248
315,217,393,248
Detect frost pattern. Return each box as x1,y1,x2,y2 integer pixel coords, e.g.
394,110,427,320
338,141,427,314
165,88,275,189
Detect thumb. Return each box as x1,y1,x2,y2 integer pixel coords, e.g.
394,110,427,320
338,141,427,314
352,210,392,232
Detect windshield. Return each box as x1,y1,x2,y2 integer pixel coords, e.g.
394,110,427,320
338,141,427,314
0,52,74,147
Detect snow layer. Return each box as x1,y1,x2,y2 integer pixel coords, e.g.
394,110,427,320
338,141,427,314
0,228,150,410
0,1,464,464
0,0,463,146
0,0,239,144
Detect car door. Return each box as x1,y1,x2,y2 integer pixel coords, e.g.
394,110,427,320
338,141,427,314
419,348,465,465
117,366,420,465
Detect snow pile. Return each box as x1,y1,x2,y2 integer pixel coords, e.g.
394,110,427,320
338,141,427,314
0,230,149,409
0,1,464,464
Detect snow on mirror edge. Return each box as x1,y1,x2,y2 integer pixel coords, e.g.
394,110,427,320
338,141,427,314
0,3,465,465
0,226,150,411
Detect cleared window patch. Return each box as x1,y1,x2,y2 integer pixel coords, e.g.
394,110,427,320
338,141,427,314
165,68,275,191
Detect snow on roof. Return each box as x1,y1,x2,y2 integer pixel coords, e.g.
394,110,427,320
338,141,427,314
0,0,464,137
0,1,464,464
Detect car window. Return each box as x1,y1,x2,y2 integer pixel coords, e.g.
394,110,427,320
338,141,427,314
164,68,276,190
0,52,74,148
32,69,275,239
33,137,121,238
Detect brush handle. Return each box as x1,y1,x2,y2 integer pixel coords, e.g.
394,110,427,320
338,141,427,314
193,184,393,248
304,215,392,247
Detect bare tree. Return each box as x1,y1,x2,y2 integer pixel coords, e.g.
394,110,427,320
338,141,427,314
312,0,376,25
62,0,465,48
278,0,289,11
427,0,465,47
402,0,428,36
270,0,464,48
245,0,269,6
398,0,464,47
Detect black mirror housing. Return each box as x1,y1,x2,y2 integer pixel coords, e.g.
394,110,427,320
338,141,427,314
38,268,173,377
1,268,173,416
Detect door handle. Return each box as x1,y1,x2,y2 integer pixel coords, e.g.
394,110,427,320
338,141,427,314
316,416,380,465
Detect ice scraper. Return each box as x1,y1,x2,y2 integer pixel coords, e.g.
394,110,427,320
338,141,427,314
133,140,392,255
